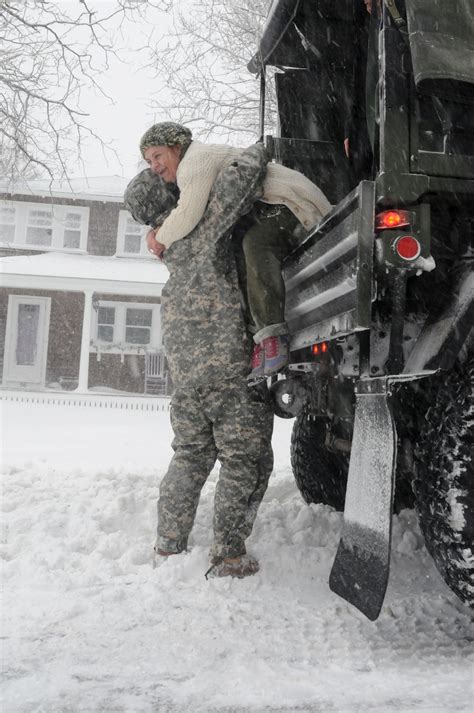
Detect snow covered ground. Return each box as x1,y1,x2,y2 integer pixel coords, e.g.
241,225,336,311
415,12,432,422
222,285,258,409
1,398,473,713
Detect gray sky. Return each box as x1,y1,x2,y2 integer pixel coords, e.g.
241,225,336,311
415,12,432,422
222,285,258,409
59,0,263,183
72,3,174,181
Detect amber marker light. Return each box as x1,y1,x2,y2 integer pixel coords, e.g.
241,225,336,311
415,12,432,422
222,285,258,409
375,210,410,230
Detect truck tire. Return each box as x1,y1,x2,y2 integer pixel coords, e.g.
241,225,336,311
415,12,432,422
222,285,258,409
291,412,349,511
291,406,415,513
413,356,474,606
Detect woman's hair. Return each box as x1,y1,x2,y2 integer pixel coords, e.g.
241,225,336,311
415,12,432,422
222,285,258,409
123,169,179,227
139,122,193,157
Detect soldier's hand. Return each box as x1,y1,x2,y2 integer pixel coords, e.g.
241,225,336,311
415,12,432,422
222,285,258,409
146,230,166,260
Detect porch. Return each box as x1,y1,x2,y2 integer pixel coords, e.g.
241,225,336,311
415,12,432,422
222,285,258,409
0,252,170,396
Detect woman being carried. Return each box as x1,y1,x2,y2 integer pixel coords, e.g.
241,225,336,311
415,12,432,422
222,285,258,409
140,122,331,378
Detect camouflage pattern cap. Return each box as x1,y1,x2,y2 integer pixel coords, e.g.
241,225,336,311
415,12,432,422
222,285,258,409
139,122,193,156
123,169,178,227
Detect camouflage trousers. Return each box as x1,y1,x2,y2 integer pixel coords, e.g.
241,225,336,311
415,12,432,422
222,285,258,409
156,377,274,562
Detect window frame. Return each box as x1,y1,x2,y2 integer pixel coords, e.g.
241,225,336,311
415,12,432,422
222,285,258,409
0,199,89,253
116,210,150,258
91,300,163,354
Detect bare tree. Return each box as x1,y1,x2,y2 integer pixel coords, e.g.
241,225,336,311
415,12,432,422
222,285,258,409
147,0,276,143
0,0,172,182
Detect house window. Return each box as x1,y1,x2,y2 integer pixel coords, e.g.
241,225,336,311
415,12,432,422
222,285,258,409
97,307,116,343
116,210,149,257
123,220,143,254
26,207,53,246
125,308,152,344
0,200,89,252
0,204,16,242
63,212,83,249
92,301,162,353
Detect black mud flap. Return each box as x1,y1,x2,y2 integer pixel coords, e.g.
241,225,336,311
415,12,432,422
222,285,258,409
329,379,397,620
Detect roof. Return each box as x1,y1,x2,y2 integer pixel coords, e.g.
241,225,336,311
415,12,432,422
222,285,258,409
0,175,135,203
0,251,169,297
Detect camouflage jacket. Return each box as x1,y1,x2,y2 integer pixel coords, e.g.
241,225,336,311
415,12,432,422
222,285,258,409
161,143,268,387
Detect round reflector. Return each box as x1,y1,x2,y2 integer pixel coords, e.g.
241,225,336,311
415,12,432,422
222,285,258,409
395,236,421,260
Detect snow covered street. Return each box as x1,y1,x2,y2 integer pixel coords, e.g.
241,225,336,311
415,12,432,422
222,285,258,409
1,399,473,713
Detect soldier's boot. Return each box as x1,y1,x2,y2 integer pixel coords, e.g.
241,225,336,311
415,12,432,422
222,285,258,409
153,547,179,569
262,334,290,374
247,343,265,381
206,554,260,579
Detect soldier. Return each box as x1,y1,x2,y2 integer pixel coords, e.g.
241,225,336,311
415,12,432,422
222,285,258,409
124,143,275,579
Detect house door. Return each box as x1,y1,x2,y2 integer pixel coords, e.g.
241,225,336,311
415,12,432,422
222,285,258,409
3,296,51,387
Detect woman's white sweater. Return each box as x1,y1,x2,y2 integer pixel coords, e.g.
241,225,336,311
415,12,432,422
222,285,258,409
156,141,332,250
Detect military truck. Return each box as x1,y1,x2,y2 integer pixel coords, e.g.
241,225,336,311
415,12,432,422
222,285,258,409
248,0,473,619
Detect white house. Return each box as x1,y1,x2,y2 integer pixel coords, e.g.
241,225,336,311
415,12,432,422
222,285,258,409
0,176,171,397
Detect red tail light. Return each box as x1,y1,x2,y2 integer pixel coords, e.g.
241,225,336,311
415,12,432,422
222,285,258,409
312,341,328,355
395,235,421,260
376,210,410,230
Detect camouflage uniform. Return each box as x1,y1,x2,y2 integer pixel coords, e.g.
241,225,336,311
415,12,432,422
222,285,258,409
125,144,275,564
